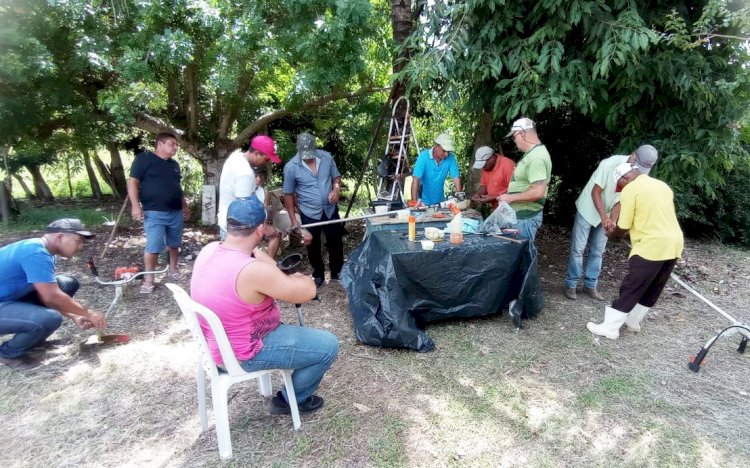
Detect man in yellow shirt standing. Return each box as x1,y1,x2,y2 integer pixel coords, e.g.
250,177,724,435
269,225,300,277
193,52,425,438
586,162,684,339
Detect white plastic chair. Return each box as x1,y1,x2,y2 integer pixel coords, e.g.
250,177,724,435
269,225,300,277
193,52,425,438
165,283,301,459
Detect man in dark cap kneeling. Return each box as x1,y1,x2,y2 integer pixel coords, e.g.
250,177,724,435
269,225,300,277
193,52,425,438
191,196,339,414
0,219,106,369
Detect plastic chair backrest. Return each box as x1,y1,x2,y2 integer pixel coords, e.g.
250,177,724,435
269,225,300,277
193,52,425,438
165,283,246,377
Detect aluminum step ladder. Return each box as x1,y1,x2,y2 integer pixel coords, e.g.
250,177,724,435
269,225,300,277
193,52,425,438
375,97,421,207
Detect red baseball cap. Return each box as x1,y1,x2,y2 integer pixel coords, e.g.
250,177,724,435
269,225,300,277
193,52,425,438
250,135,281,163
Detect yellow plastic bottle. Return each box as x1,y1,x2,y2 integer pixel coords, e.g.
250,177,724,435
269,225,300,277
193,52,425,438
408,215,416,241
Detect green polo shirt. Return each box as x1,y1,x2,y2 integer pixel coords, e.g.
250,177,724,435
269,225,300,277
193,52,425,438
575,155,628,227
507,145,552,219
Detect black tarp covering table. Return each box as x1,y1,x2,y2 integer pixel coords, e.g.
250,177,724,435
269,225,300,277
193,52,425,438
341,230,544,352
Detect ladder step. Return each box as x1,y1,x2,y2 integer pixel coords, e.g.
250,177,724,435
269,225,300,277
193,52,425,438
389,134,410,142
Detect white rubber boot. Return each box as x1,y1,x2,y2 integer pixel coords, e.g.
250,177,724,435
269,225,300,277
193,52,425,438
624,303,649,332
587,306,628,339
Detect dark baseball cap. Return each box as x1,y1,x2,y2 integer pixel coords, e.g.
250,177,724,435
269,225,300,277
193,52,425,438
45,218,95,239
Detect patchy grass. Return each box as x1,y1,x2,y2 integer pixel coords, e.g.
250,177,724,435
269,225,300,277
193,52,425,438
1,221,749,467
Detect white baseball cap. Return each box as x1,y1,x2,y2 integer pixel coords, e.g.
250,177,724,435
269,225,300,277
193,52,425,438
505,117,535,138
434,133,455,152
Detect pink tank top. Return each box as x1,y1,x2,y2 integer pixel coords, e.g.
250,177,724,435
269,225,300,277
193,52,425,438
190,242,281,365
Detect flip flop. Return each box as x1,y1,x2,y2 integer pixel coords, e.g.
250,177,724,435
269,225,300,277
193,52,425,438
140,283,155,294
168,272,184,281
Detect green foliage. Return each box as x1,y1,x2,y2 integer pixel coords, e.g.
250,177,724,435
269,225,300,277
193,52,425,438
0,202,109,233
398,0,750,234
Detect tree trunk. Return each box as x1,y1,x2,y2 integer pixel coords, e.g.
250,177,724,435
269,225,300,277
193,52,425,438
92,153,116,195
65,159,73,197
83,152,103,200
468,112,495,195
106,142,128,198
0,181,10,222
13,173,35,198
26,164,54,201
391,0,414,120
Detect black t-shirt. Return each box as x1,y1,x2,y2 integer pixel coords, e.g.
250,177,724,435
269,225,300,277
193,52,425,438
129,151,184,211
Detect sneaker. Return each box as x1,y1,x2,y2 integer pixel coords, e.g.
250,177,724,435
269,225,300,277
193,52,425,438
584,287,605,301
270,391,325,415
0,355,44,370
314,277,324,288
563,287,577,300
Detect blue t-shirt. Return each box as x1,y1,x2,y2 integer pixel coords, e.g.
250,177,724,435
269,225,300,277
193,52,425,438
129,151,184,211
412,148,460,205
282,150,341,220
0,238,56,301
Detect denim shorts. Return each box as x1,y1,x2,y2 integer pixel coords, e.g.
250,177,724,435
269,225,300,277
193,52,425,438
144,210,183,253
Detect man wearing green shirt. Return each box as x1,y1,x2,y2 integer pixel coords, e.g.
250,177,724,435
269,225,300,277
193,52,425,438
497,117,552,257
564,145,658,301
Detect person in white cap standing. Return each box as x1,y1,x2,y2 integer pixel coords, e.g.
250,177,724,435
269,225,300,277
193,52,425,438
410,132,463,206
586,162,683,339
564,144,659,301
498,118,552,256
471,144,515,210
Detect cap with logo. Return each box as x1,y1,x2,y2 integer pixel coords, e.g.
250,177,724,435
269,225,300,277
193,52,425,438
473,146,495,169
226,195,267,231
633,144,658,174
504,117,535,138
250,135,281,164
297,132,318,160
45,218,95,239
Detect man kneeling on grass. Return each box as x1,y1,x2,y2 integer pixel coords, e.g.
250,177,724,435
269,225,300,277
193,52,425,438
190,195,339,414
0,219,106,370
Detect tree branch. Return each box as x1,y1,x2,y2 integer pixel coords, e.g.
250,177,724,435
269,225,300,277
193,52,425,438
134,113,215,161
217,73,255,139
231,86,389,151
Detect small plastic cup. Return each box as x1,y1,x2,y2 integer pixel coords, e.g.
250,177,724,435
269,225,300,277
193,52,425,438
420,240,435,251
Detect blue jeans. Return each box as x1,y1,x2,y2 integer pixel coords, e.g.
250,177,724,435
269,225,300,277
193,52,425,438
241,324,339,402
514,210,543,258
144,210,184,253
0,276,78,359
565,211,608,289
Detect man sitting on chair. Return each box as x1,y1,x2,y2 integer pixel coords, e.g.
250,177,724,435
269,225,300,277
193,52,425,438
190,195,339,414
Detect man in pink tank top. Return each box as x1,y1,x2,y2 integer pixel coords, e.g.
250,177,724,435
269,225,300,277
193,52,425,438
191,195,339,414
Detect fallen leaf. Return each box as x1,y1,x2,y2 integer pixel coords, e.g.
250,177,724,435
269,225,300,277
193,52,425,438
353,403,371,413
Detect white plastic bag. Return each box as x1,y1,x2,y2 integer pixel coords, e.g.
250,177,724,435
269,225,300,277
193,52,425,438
479,201,517,234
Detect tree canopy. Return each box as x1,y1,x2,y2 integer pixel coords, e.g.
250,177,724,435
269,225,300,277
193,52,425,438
398,0,750,210
1,0,392,182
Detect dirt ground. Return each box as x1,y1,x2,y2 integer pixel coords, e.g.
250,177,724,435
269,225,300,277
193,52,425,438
1,208,749,467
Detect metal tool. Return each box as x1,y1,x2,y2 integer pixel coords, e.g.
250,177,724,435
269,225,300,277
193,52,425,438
618,240,749,371
84,258,169,346
276,252,320,326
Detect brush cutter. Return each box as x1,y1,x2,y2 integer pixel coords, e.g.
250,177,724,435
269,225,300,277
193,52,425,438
619,240,749,372
84,258,168,345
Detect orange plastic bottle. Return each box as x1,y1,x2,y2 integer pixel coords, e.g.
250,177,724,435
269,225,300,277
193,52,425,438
408,215,416,241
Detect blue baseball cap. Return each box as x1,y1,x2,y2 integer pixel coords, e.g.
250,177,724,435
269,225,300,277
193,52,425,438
226,195,267,231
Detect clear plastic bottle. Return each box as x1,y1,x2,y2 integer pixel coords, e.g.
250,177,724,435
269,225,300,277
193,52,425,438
408,215,416,241
449,204,463,244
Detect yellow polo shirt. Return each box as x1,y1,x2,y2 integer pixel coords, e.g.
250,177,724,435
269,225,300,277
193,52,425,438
617,175,684,261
